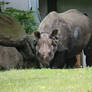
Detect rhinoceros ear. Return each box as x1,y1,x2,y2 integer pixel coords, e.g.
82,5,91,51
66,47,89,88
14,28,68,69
34,31,40,39
50,29,58,37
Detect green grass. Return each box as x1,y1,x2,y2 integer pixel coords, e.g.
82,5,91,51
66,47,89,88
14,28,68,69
0,68,92,92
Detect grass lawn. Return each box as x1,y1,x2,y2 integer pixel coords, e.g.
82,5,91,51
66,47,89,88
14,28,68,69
0,67,92,92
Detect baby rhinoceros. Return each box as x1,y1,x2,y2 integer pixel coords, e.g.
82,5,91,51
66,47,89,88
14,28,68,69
34,9,92,68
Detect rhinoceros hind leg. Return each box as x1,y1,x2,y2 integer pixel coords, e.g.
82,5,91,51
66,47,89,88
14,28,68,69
84,37,92,66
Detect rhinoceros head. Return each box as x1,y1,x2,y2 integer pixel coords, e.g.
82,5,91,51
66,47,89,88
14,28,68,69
34,29,59,67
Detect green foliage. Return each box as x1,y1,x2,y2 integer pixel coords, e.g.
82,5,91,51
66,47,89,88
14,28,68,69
0,1,10,8
2,7,39,33
0,67,92,92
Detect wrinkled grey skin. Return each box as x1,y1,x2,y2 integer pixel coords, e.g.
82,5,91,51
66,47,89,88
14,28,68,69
34,9,92,68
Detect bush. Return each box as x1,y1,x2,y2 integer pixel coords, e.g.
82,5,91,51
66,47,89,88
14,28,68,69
0,1,10,8
2,7,39,33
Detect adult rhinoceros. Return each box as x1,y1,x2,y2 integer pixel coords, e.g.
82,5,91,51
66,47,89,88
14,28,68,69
34,9,92,68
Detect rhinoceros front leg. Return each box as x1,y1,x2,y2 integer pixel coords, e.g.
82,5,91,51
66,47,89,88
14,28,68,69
50,51,66,69
50,51,77,69
65,56,77,68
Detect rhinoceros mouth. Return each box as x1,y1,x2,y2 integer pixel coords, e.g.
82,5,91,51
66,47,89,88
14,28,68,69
41,62,50,68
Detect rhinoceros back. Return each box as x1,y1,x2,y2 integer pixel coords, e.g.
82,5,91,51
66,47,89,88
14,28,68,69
57,9,92,55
